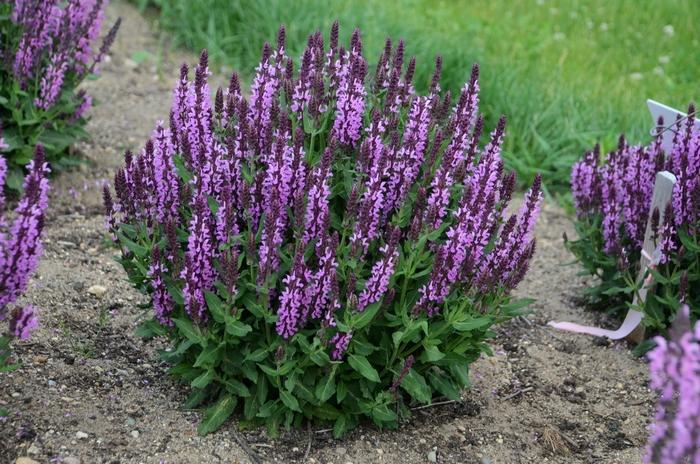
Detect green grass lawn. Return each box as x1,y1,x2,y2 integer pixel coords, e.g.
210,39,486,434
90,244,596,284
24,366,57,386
135,0,699,196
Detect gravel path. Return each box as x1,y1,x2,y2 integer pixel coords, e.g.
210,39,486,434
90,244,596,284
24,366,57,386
0,2,654,463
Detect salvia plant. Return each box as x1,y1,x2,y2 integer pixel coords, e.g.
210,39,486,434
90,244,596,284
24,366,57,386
0,145,50,417
645,304,700,464
567,107,700,336
0,0,120,190
106,23,542,437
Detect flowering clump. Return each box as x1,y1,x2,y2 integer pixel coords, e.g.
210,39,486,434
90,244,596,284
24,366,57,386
0,146,50,416
107,24,542,436
645,305,700,463
0,0,120,190
567,107,700,334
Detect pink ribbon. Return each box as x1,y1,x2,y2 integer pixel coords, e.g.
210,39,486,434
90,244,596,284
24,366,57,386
548,248,660,340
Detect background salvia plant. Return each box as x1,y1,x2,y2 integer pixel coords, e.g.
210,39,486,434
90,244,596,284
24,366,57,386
567,107,699,338
645,304,700,464
0,0,120,191
0,145,50,417
106,23,542,437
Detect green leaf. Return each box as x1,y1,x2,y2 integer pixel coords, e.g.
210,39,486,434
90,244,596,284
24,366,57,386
315,367,337,402
245,348,268,362
224,378,251,397
419,344,445,362
280,389,301,412
352,301,382,330
500,298,535,315
191,369,214,389
134,319,167,339
348,354,380,383
194,343,223,368
371,403,397,423
172,317,204,345
428,371,461,401
184,389,209,409
204,291,226,322
225,319,253,337
312,403,341,420
452,316,493,332
116,230,148,258
197,395,237,435
601,286,633,296
256,400,278,418
333,414,349,438
401,369,431,403
336,380,348,402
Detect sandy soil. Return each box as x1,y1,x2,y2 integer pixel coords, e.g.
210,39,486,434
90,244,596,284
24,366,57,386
0,2,655,463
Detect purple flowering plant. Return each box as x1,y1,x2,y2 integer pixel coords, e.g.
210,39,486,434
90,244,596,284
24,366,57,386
567,107,700,336
0,0,120,190
0,146,50,417
645,304,700,463
106,24,542,436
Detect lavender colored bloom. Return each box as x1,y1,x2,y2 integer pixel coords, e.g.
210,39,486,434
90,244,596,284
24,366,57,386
34,53,68,110
258,192,286,283
180,193,216,320
657,204,677,265
276,249,313,339
72,90,93,121
303,148,332,246
0,147,50,316
332,30,367,147
645,305,700,464
150,123,180,221
669,107,700,227
248,38,285,156
330,331,352,360
149,247,174,326
309,231,340,326
571,145,600,217
8,305,39,340
357,239,400,312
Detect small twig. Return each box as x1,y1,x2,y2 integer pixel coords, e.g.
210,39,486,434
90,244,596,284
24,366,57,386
250,443,273,449
232,430,263,464
314,428,333,434
411,399,457,411
503,386,534,400
303,422,313,460
557,429,579,450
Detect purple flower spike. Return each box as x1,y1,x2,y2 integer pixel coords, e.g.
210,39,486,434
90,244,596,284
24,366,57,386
180,193,216,321
0,146,50,315
9,305,39,340
645,305,700,464
357,236,400,312
330,331,353,360
276,249,313,339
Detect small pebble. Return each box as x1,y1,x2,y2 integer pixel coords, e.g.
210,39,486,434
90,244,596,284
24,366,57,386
130,430,140,438
427,449,437,463
75,431,88,440
15,458,40,464
87,285,107,298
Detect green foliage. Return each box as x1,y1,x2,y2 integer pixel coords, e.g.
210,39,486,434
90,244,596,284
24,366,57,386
119,177,531,436
133,0,699,194
0,2,93,191
566,215,700,336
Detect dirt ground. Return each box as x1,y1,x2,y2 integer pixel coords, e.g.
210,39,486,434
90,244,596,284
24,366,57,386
0,2,655,463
